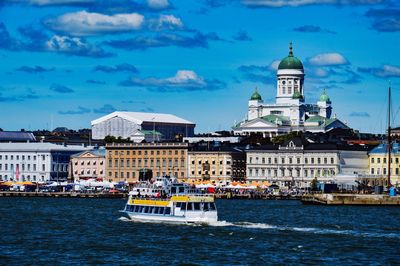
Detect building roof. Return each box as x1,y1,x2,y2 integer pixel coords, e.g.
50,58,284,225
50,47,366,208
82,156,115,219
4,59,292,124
250,88,262,101
0,142,91,152
319,89,331,102
278,43,304,70
0,131,36,142
369,143,400,154
91,111,195,126
71,147,106,158
261,114,291,125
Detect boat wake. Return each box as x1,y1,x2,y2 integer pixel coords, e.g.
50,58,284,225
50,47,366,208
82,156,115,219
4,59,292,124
207,221,400,239
118,217,400,239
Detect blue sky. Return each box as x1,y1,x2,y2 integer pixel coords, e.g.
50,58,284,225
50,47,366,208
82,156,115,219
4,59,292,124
0,0,399,133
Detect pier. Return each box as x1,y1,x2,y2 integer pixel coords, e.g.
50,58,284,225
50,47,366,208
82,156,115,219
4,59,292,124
301,193,400,205
0,191,128,199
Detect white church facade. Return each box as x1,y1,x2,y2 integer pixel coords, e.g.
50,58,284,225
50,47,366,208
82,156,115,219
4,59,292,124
233,43,349,137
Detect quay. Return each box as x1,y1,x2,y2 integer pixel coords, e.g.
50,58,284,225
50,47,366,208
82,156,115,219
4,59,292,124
301,193,400,205
0,191,301,200
0,191,128,199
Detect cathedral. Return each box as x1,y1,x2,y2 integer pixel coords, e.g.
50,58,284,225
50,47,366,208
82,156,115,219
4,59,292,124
233,43,349,137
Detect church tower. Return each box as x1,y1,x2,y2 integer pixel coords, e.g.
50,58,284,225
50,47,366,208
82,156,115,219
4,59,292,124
276,42,305,105
248,88,263,120
317,89,332,118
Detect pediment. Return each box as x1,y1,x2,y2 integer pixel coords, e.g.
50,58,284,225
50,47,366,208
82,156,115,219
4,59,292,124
240,118,277,128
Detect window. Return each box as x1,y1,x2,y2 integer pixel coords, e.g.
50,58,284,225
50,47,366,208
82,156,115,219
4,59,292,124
42,164,45,171
371,168,375,174
324,158,327,164
164,207,171,215
383,158,387,164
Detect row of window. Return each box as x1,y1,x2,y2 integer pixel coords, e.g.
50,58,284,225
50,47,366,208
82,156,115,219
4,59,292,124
125,205,171,215
0,163,45,171
370,168,400,175
191,170,231,175
74,161,104,166
0,154,44,161
108,159,186,168
0,174,45,182
370,157,399,164
191,160,231,165
75,170,104,175
248,168,335,177
248,156,335,165
109,171,185,179
110,150,185,156
175,202,216,211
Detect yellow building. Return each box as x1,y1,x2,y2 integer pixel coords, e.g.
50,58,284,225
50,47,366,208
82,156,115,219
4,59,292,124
188,148,246,182
368,143,400,186
106,142,189,183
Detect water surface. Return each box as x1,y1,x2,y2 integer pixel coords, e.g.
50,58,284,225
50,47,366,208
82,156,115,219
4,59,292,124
0,198,399,265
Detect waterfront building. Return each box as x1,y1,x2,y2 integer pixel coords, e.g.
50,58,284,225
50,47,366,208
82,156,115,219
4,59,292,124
69,148,106,181
233,43,349,137
367,143,400,186
91,111,195,141
246,138,369,188
188,147,246,182
0,142,90,182
105,142,189,183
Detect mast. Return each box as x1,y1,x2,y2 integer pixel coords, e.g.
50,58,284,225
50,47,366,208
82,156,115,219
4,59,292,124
387,84,391,188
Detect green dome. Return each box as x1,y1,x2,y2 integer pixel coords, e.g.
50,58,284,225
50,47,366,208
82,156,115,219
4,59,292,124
278,42,304,70
250,88,262,101
292,90,303,99
319,89,330,102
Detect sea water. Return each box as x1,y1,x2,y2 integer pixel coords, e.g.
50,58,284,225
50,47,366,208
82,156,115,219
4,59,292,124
0,198,399,265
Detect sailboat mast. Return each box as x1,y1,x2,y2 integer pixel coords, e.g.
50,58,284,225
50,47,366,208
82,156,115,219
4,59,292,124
388,85,391,187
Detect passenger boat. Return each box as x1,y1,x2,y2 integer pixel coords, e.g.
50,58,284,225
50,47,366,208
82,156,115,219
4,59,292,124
124,176,218,224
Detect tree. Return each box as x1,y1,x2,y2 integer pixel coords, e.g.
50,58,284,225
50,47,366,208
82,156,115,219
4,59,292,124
311,177,319,191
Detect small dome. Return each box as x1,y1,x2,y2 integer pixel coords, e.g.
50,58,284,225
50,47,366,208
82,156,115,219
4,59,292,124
292,90,303,99
278,42,304,70
250,88,262,101
319,89,331,102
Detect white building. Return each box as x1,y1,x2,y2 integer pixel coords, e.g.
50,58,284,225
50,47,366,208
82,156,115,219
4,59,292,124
246,138,369,188
0,142,91,182
234,43,349,137
91,111,195,141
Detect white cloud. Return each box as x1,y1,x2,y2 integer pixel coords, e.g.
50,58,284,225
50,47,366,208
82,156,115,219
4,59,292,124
308,53,348,66
269,60,281,71
242,0,384,7
7,0,95,5
147,0,170,9
45,35,110,57
44,11,144,36
120,70,225,91
378,65,400,77
148,14,184,31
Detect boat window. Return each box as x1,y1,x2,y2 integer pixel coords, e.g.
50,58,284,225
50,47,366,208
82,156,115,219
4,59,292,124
143,206,148,213
133,205,138,212
181,202,186,210
154,207,159,214
159,207,165,214
176,202,181,208
171,187,177,194
202,203,207,211
165,207,171,215
179,187,185,193
187,203,193,211
209,203,216,210
194,202,201,211
138,206,143,213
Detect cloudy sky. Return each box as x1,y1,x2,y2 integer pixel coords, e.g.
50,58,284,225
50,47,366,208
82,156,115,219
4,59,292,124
0,0,399,133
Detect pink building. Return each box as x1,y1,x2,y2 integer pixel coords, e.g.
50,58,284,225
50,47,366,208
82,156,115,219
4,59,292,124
70,148,105,181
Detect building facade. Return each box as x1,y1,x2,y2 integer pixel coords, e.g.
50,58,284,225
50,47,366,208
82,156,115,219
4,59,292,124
0,143,90,182
188,148,246,182
367,143,400,186
234,43,349,137
246,138,369,188
105,142,189,183
91,111,195,141
70,148,106,181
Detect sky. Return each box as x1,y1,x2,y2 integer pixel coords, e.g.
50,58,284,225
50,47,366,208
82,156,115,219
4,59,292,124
0,0,399,134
